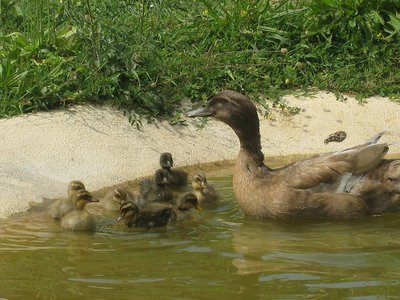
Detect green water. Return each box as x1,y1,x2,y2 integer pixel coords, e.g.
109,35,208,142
1,167,400,299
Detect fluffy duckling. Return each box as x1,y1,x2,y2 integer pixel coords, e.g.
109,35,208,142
139,169,173,203
117,192,201,228
170,192,202,221
100,188,136,211
47,180,86,219
192,172,218,204
118,200,173,229
186,90,400,219
160,152,188,188
60,189,99,231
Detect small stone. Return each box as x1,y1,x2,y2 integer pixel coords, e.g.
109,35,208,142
324,131,347,144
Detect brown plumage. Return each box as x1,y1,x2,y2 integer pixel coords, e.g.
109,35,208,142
100,188,136,211
60,189,99,231
186,90,399,219
117,192,201,228
350,160,400,214
159,152,188,188
169,192,202,222
118,200,173,228
192,172,218,204
139,169,173,203
47,180,86,219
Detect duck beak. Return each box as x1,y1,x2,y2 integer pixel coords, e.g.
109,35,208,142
185,103,213,117
195,204,203,211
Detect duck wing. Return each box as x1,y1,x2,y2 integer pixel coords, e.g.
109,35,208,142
283,142,389,190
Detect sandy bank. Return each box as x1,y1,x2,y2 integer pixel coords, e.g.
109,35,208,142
1,91,399,219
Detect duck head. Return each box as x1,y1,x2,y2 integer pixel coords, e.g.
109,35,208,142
154,169,169,186
185,90,258,128
74,189,99,210
160,152,173,170
186,90,264,164
118,200,139,222
192,172,207,191
113,188,128,204
67,180,86,200
177,193,202,211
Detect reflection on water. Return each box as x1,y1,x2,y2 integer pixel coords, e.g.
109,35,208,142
1,164,400,299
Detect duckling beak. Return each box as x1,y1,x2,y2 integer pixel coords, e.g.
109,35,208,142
185,103,213,117
195,204,203,211
91,197,100,203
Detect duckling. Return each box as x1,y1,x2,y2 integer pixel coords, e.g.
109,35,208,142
192,172,218,204
324,131,347,144
100,188,136,211
159,152,188,188
186,90,400,219
170,192,202,221
139,169,173,203
60,189,99,231
118,199,173,229
47,180,86,219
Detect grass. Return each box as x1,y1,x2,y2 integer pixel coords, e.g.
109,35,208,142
0,0,399,124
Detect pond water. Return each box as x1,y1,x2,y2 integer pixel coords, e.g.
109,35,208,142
1,161,400,299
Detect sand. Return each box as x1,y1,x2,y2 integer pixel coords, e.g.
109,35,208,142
1,91,399,219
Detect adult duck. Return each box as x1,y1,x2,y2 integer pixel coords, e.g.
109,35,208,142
185,90,400,219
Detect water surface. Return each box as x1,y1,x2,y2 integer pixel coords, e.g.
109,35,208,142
1,164,400,299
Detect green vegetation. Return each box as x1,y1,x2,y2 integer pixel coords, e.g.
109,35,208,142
1,0,399,122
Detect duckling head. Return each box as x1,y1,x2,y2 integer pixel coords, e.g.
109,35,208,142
177,193,202,211
154,169,169,186
192,173,207,191
118,200,139,222
68,180,86,199
74,189,99,210
113,188,128,204
160,152,173,170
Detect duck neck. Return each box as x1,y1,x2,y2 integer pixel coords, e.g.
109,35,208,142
233,125,265,167
75,200,87,211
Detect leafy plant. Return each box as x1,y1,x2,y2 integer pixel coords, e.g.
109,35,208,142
0,0,399,122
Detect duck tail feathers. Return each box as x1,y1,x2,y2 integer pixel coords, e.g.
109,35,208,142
365,130,387,144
